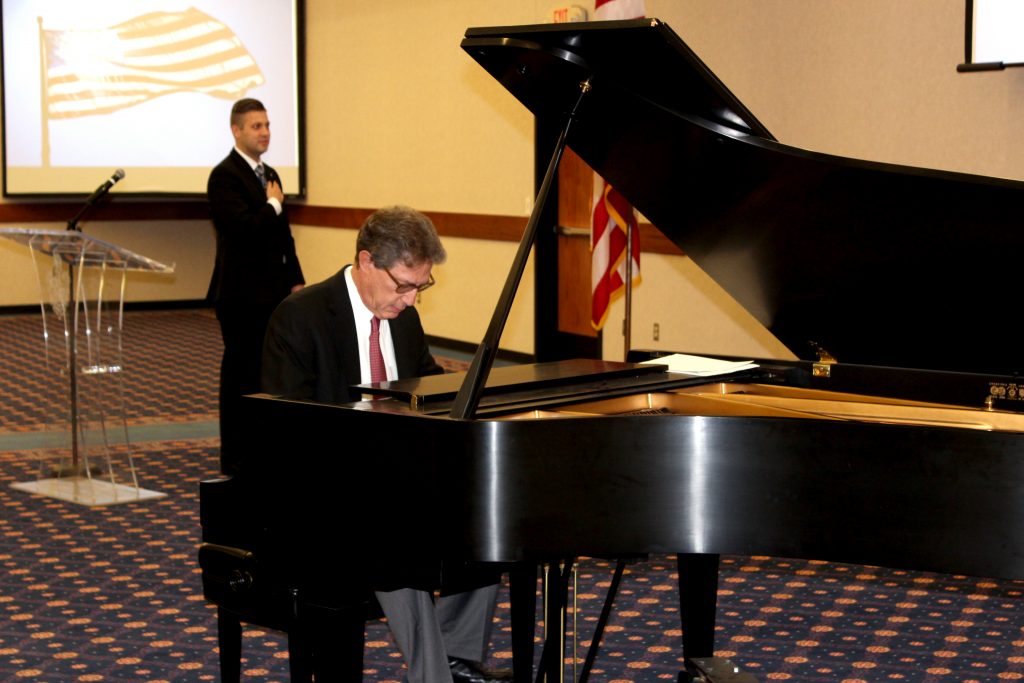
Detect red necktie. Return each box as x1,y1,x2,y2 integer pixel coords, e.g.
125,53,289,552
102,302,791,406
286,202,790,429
369,316,387,383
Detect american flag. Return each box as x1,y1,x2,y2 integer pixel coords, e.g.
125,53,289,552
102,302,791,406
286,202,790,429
591,174,641,330
42,7,263,119
590,0,645,331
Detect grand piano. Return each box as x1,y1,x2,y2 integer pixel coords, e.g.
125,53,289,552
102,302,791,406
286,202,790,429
200,18,1024,683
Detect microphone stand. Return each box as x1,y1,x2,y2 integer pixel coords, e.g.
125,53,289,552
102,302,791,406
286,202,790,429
62,181,117,475
66,200,92,233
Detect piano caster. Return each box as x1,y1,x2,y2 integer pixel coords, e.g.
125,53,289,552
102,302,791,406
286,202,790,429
680,657,759,683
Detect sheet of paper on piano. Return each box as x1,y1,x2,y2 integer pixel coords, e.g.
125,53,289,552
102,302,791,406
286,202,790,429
640,353,759,376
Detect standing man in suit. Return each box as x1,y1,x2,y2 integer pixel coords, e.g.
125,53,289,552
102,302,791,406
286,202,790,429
208,98,304,475
262,206,508,683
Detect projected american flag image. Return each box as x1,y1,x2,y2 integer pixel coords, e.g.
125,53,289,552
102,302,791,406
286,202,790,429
42,7,264,119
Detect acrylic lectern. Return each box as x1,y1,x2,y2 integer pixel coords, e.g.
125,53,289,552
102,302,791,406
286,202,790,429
0,227,174,505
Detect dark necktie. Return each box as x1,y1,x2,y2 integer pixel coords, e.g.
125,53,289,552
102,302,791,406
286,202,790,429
255,163,266,188
369,316,386,383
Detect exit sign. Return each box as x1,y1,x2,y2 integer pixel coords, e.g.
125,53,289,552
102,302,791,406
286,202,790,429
552,5,588,23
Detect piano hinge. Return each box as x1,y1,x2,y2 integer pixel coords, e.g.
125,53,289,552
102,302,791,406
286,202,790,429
811,345,837,378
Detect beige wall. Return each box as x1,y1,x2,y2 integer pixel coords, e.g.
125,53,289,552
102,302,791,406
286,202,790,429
294,0,547,353
303,1,538,212
3,0,1023,360
664,1,1024,178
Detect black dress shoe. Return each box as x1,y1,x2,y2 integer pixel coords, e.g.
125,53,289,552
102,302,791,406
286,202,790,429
448,657,513,683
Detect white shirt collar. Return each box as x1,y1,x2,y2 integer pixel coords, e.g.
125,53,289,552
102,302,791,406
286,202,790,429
344,265,396,385
345,265,373,321
234,146,261,171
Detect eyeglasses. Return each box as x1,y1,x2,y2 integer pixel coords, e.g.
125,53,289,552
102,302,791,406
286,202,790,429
384,267,435,294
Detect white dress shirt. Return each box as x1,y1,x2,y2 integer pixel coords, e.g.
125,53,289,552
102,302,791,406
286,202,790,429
344,265,397,384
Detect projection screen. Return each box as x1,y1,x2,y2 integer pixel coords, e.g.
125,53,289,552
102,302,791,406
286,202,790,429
1,0,304,196
964,0,1024,68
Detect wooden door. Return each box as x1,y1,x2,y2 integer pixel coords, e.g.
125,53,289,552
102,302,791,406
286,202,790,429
556,148,598,339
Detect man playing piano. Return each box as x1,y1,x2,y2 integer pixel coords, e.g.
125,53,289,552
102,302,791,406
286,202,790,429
261,205,508,683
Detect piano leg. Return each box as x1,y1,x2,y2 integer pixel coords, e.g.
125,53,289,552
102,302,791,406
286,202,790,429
508,563,538,683
307,604,368,682
677,553,721,660
284,587,314,683
216,606,243,682
212,597,313,683
286,626,313,682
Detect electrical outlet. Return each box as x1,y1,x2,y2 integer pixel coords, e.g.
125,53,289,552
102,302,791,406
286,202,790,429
653,323,660,341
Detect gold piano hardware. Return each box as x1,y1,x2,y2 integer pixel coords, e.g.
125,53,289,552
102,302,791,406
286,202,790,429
989,382,1023,400
500,383,1024,433
812,346,837,378
987,382,1024,412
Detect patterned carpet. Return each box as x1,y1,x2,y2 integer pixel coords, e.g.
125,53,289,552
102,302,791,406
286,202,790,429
0,310,221,431
1,310,1023,682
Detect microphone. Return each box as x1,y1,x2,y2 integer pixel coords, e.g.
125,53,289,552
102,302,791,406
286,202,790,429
84,168,125,205
66,169,126,231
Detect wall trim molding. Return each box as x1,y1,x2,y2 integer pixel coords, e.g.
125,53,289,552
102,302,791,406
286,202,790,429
0,200,682,254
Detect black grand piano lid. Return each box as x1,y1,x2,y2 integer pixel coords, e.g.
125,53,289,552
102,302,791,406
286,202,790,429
462,19,1024,377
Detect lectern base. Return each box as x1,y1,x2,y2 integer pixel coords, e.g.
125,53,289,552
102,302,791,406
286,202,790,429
11,477,166,506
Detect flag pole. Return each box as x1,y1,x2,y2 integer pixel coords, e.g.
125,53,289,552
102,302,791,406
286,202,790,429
623,222,633,360
37,16,51,167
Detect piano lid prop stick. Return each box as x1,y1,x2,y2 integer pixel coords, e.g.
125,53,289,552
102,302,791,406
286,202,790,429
449,78,594,420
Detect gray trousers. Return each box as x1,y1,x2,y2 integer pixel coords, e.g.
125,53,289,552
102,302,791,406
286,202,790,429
375,585,499,683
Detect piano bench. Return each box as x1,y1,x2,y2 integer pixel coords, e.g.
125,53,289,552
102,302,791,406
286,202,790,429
198,542,381,682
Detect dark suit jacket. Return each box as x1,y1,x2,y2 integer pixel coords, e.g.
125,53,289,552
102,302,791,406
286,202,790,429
257,267,497,594
207,148,304,306
261,266,442,403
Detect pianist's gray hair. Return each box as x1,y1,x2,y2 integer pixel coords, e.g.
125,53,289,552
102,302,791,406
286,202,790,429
357,205,447,268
